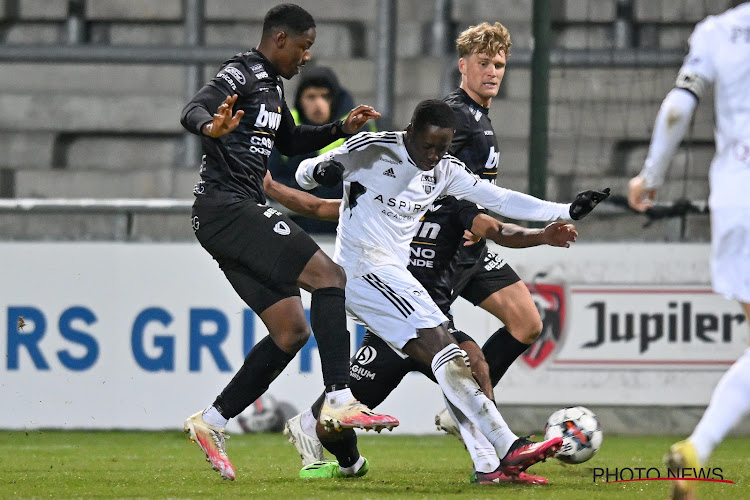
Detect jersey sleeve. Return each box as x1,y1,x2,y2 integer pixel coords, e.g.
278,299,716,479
180,62,252,136
678,17,717,86
453,198,482,230
275,101,349,157
295,133,380,189
443,161,570,221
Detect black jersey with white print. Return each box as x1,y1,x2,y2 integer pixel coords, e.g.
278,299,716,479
407,197,481,313
181,49,349,205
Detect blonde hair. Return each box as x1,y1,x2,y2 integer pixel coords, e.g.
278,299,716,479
455,22,511,59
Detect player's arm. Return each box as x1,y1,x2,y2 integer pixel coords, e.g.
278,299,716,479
628,20,712,212
628,88,699,211
447,163,609,221
263,171,341,221
470,215,577,248
180,86,244,138
275,104,380,157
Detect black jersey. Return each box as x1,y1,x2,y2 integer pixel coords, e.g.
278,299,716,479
407,197,481,313
441,88,502,266
181,49,349,205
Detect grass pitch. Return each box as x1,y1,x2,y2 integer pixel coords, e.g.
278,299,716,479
1,430,748,499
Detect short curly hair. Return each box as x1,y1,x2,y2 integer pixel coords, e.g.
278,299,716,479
455,22,511,59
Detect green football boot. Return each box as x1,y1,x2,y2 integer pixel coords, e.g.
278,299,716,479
299,458,369,479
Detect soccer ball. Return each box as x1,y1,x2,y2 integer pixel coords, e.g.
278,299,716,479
236,395,284,433
544,406,603,464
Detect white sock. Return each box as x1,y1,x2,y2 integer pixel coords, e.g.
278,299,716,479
339,455,365,475
431,343,518,458
690,347,750,464
202,405,228,428
300,408,318,437
325,388,354,407
445,398,500,473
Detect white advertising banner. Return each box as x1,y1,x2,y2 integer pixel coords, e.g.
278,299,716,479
0,241,747,433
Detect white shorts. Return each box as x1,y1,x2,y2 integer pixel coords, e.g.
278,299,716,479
710,207,750,304
345,264,449,350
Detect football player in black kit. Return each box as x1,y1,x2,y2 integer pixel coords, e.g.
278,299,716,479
179,3,397,481
433,22,595,434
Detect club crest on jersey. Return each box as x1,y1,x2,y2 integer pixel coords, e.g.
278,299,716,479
421,174,436,194
521,283,566,369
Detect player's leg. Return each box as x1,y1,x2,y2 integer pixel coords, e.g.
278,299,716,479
185,201,318,479
296,252,399,431
404,325,560,474
184,262,308,480
294,331,416,477
459,260,541,386
667,213,750,499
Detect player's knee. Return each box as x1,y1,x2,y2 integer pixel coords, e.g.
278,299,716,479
287,326,311,351
272,323,311,352
315,260,347,289
518,319,543,344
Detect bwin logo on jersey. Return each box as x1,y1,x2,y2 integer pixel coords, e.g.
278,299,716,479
421,174,436,194
273,221,290,235
354,345,377,365
254,103,282,130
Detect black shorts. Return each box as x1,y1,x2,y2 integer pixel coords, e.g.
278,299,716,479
192,199,320,313
348,326,476,409
450,251,521,306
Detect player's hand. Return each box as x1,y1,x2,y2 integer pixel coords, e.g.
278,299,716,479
541,222,578,248
627,175,656,212
312,160,345,187
569,187,610,220
341,105,381,134
202,94,244,138
462,230,481,246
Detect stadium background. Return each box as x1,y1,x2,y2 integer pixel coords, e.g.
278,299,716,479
1,0,748,439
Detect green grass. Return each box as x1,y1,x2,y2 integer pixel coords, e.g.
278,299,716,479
1,431,748,499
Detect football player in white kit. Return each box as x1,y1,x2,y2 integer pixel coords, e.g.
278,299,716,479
296,99,609,478
628,3,750,499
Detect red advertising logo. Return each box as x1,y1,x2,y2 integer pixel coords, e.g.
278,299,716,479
522,283,566,368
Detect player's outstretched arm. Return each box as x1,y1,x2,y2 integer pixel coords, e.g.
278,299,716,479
628,88,698,212
470,215,577,248
263,171,340,221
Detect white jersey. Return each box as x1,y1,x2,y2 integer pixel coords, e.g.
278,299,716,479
680,3,750,207
297,131,570,277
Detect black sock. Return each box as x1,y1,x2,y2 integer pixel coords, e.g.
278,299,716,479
321,429,360,468
311,392,325,419
482,327,531,386
212,336,294,419
310,287,350,391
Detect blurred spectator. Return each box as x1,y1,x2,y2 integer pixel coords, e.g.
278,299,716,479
268,66,375,233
